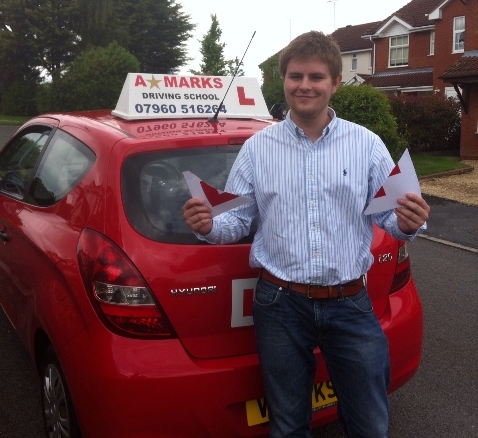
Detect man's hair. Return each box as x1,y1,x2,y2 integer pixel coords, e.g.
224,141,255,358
279,31,342,81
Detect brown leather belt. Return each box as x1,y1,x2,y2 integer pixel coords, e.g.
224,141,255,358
260,270,364,299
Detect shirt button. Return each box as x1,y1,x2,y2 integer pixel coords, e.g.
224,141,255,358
313,253,318,258
311,226,316,231
309,174,314,179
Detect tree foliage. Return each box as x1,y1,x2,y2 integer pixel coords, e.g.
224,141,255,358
48,42,140,112
330,85,406,161
79,0,117,48
190,14,244,76
0,0,195,114
259,54,285,109
125,0,195,74
0,0,81,80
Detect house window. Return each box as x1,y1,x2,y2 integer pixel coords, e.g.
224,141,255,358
389,35,409,67
453,16,465,52
430,31,435,55
351,53,357,71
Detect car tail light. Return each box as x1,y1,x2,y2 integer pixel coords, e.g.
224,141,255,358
77,229,175,339
389,241,411,294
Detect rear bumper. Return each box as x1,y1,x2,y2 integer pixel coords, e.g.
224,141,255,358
59,278,422,438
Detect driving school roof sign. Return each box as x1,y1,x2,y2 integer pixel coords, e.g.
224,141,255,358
112,73,272,120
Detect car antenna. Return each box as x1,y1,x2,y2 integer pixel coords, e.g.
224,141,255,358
209,31,256,124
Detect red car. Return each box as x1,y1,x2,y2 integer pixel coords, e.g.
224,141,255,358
0,74,423,438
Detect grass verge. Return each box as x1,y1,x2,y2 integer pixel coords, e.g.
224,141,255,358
411,153,469,177
0,115,31,125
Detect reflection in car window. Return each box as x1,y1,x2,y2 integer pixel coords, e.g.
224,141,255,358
0,127,52,197
26,130,96,206
122,146,257,244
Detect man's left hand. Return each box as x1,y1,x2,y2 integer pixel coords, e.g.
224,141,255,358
395,193,430,234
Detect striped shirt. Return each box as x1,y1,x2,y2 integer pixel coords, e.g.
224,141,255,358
202,109,424,285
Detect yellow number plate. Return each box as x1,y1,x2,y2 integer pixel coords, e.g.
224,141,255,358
246,381,338,426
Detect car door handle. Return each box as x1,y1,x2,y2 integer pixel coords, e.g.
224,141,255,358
0,230,9,242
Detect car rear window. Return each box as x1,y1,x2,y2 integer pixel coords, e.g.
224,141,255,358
121,146,257,244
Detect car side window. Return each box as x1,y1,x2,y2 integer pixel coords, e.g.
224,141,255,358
0,126,52,197
26,129,96,206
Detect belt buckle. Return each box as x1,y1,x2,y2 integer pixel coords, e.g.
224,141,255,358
306,283,322,299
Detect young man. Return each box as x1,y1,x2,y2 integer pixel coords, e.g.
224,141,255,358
183,31,430,437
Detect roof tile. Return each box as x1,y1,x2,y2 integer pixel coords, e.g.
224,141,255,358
331,22,380,52
365,68,433,88
439,51,478,80
364,0,447,35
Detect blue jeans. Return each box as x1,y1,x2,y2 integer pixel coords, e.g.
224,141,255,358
253,277,390,438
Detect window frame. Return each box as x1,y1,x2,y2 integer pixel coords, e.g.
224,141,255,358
351,53,357,72
389,35,409,68
430,31,435,55
453,16,465,53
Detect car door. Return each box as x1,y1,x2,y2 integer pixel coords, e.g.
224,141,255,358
0,199,16,324
0,124,54,328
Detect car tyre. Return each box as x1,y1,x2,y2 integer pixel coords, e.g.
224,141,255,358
40,345,82,438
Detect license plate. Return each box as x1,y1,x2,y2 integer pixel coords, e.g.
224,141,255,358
245,381,338,426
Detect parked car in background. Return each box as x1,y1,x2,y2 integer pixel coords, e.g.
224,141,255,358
0,74,423,438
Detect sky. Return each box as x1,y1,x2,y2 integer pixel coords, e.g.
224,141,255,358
177,0,412,81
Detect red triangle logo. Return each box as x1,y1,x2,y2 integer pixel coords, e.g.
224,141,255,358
390,164,401,176
374,186,386,198
200,181,238,207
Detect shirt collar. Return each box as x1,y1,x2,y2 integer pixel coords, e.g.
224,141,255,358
284,108,337,140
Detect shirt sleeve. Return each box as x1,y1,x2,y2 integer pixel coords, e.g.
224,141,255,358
195,140,259,245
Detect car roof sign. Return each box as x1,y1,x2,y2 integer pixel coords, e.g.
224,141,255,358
112,73,272,121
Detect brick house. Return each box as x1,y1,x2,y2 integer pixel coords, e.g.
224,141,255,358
258,0,478,157
437,0,478,158
363,0,477,157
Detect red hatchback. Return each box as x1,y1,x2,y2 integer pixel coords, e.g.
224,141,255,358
0,74,423,438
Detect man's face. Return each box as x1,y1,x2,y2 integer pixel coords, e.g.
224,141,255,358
283,57,341,122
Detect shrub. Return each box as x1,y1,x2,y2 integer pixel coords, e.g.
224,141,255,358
330,85,406,161
36,83,53,115
388,93,461,153
260,55,285,110
1,79,38,116
50,41,140,112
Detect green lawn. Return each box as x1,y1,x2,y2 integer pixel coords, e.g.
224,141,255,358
0,115,31,125
411,153,468,177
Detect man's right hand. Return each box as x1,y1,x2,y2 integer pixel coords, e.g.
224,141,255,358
182,198,213,235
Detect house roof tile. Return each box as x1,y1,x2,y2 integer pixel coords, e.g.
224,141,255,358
364,0,447,35
330,22,380,52
439,51,478,81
